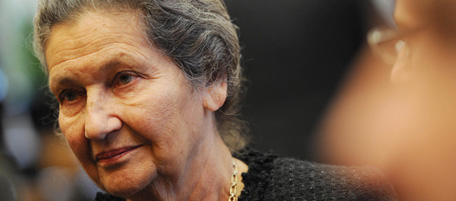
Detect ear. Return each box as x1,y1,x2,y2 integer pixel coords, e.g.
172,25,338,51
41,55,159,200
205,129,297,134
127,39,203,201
202,80,227,112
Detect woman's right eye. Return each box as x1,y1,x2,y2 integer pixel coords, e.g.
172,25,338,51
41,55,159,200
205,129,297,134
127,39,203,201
59,90,81,103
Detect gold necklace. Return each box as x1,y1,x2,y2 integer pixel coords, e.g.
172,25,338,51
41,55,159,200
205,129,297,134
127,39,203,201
228,160,238,201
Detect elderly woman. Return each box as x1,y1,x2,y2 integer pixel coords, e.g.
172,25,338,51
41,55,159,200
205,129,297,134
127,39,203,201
33,0,396,200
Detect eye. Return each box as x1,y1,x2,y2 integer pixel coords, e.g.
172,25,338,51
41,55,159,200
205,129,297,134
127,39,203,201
59,90,82,103
119,74,132,84
113,71,139,88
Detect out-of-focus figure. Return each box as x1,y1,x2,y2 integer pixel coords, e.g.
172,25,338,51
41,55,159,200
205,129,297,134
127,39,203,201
318,0,456,201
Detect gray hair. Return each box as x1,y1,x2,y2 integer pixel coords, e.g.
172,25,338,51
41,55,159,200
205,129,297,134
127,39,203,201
33,0,248,152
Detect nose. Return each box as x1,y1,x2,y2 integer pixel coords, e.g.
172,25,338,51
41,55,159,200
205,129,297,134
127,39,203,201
84,89,122,140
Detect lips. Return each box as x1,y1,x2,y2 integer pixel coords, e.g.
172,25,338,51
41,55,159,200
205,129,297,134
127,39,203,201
95,145,142,162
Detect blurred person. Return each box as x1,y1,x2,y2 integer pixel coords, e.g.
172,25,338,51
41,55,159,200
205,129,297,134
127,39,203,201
318,0,456,200
33,0,397,200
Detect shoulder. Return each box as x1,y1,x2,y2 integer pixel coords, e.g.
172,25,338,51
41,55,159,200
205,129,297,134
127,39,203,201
268,157,397,201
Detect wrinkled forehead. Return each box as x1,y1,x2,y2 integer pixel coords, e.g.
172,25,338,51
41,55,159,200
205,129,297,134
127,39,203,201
45,9,148,71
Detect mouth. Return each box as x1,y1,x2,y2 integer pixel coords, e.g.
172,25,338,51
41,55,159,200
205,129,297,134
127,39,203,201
95,145,143,162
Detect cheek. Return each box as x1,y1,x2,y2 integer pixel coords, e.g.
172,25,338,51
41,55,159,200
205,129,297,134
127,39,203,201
119,84,201,156
121,86,177,125
122,95,179,146
59,112,100,181
59,113,85,152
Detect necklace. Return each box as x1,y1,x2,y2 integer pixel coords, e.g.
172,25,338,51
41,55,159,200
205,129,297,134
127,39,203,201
229,160,238,201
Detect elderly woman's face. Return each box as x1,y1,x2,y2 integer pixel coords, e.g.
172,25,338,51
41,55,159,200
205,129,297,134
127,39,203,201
45,10,218,197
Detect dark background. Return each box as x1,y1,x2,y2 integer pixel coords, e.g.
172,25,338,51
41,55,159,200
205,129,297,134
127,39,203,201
225,0,375,160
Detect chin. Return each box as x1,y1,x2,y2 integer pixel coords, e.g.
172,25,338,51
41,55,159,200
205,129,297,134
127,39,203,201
103,177,153,198
106,185,142,198
98,167,156,198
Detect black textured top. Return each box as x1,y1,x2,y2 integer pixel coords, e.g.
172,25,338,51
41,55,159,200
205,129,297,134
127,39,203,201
95,148,397,201
235,148,397,201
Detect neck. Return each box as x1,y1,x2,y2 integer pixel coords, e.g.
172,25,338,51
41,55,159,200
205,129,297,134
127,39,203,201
185,134,248,201
186,134,236,201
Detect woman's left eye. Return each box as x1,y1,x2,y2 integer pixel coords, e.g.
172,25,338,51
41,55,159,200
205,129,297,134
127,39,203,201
119,74,132,84
113,72,138,87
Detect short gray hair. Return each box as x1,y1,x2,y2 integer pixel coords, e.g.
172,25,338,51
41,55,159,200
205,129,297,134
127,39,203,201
33,0,248,152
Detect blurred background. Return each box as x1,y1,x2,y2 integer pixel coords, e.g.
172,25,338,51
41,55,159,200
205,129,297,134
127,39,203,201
0,0,395,200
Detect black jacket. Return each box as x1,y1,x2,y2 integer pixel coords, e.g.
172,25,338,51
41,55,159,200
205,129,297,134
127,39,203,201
236,148,397,201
